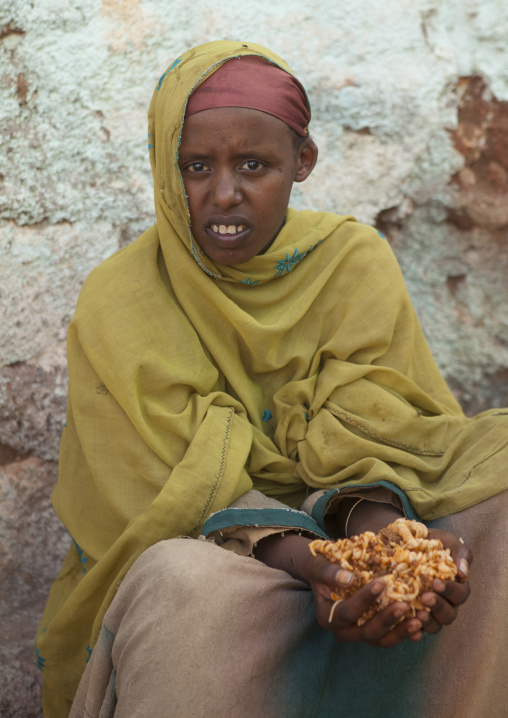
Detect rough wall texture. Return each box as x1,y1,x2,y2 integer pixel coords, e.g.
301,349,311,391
1,0,507,714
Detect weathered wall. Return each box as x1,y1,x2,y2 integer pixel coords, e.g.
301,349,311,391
1,0,507,714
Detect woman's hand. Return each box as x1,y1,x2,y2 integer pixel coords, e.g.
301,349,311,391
254,511,473,646
305,552,425,647
414,528,472,634
339,498,473,637
255,531,424,647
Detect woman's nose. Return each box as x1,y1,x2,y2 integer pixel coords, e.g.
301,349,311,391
211,169,242,209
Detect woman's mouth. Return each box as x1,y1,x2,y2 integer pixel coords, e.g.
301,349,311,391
211,224,246,235
205,223,250,245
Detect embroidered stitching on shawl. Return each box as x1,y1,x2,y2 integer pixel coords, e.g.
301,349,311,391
189,407,235,535
324,401,446,456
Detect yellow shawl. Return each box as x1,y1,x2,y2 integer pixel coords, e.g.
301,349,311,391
38,40,508,705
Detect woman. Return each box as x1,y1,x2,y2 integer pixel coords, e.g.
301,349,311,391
37,40,508,717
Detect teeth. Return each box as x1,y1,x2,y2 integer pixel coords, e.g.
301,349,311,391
211,224,245,235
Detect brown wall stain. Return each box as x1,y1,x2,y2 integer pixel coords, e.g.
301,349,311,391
449,76,508,230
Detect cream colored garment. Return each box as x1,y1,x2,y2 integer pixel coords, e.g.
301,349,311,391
70,491,508,718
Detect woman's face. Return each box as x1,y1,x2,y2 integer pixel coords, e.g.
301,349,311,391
178,107,317,266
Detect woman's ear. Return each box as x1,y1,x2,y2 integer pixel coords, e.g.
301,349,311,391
295,138,318,182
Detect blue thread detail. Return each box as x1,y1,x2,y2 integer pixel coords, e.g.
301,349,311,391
148,144,154,149
262,410,272,422
157,58,183,90
240,277,259,286
273,241,322,277
274,248,307,276
377,230,386,239
86,644,93,663
70,535,88,571
35,647,46,671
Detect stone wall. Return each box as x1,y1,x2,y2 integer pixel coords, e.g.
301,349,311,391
1,0,507,714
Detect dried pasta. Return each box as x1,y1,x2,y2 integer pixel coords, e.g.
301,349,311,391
309,518,458,625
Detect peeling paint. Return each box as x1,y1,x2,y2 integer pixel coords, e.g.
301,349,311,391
449,76,508,230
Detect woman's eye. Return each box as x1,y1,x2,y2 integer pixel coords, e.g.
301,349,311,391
241,160,263,171
187,162,208,173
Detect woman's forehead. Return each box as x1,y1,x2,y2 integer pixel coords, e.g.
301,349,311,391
180,107,295,153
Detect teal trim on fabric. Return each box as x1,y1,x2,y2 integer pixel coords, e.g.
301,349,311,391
201,507,328,538
311,480,419,533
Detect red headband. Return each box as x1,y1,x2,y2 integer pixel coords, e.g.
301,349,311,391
185,56,310,137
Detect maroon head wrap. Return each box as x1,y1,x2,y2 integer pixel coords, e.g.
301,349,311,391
185,56,310,137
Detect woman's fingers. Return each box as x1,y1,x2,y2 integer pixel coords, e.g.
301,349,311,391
317,576,427,647
309,527,473,645
429,529,473,575
432,577,471,606
314,579,378,629
327,599,424,647
311,553,426,645
412,529,473,630
373,617,424,648
415,608,442,634
419,576,471,628
326,580,385,626
307,554,355,589
351,600,410,642
420,590,457,626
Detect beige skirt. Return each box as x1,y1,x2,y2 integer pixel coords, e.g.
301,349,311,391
70,491,508,718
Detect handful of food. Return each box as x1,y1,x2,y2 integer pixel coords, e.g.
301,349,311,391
309,518,458,625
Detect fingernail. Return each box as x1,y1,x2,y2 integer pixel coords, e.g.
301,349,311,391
394,606,407,617
459,559,469,577
371,581,384,596
433,580,445,592
336,569,353,585
408,621,422,633
423,595,436,607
